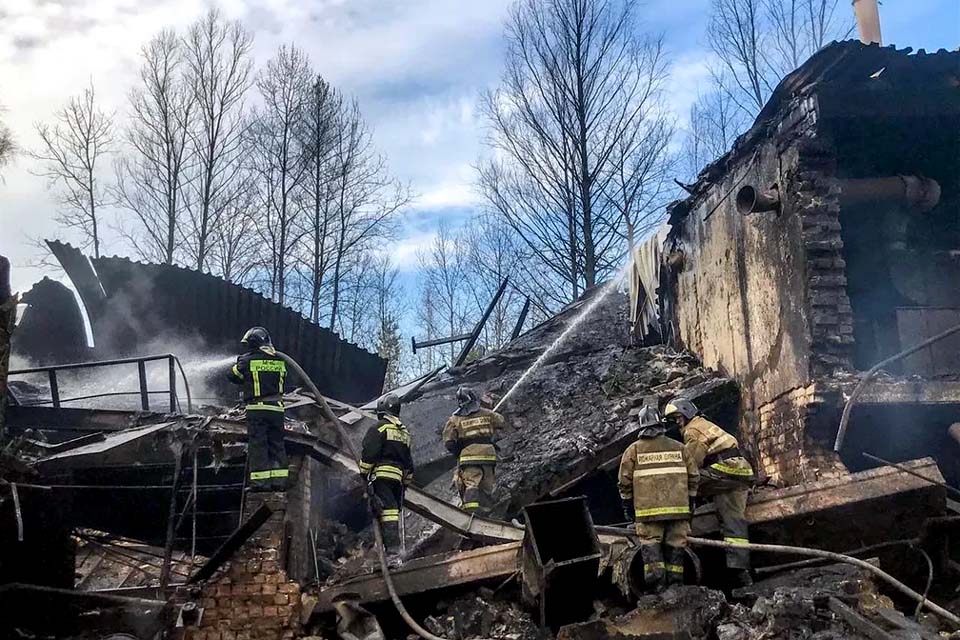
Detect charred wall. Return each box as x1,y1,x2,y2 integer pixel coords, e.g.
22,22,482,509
662,43,960,486
820,85,960,372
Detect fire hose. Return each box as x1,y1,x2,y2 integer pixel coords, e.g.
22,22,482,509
688,537,960,628
276,352,451,640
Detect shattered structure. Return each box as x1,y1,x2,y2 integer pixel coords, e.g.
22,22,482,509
657,42,960,487
2,40,960,640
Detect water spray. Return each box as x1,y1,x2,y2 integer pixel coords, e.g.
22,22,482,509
494,264,630,412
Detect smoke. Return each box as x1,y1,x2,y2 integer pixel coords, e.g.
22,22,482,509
7,332,240,412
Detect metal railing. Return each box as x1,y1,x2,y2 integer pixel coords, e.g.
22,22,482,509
8,354,193,413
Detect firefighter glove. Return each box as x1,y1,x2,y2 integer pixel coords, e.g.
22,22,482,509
621,499,634,523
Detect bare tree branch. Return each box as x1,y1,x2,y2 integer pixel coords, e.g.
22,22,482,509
28,82,115,258
181,8,254,271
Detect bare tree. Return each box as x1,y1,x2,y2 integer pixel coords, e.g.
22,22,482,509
461,213,525,350
326,98,410,331
368,255,404,390
210,175,259,284
182,9,254,271
247,44,311,305
297,76,340,323
0,103,14,177
480,0,673,304
682,86,746,180
116,29,195,264
417,221,471,363
29,83,114,258
708,0,852,115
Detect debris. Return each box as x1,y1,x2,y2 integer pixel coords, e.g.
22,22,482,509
424,589,546,640
556,586,726,640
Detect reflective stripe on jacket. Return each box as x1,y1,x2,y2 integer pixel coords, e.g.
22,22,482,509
681,416,754,484
618,434,699,523
442,408,505,467
360,415,414,482
227,346,287,412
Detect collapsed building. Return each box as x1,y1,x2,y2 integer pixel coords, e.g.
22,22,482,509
651,41,960,488
1,39,959,640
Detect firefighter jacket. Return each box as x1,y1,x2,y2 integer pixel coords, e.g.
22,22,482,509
681,416,754,484
442,408,505,467
227,346,287,413
360,415,414,483
619,434,699,522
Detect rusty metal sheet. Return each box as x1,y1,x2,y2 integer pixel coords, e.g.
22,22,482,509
316,542,521,611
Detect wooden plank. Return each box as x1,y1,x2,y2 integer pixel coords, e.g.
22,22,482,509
693,458,946,540
827,597,897,640
317,542,521,611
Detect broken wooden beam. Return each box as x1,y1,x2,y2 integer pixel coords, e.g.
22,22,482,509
188,504,273,584
316,542,522,612
692,457,946,553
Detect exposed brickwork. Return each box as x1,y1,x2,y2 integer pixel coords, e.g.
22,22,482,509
757,384,847,486
790,138,855,377
180,492,302,640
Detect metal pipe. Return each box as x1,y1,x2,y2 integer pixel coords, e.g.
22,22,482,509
160,446,184,592
455,277,509,367
735,186,780,215
412,333,473,354
839,176,940,212
511,297,531,341
852,0,882,45
834,321,960,451
948,423,960,448
138,361,149,411
9,353,180,375
688,537,959,628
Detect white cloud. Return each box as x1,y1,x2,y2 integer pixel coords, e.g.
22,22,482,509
386,230,436,271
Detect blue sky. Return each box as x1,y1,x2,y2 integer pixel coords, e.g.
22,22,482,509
0,0,957,300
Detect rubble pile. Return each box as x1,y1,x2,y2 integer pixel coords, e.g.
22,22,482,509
425,588,547,640
392,290,736,533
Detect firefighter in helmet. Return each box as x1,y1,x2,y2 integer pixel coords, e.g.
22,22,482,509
663,397,755,586
360,394,413,562
442,386,507,515
618,406,699,593
227,327,289,492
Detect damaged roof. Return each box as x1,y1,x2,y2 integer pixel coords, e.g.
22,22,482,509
669,40,960,224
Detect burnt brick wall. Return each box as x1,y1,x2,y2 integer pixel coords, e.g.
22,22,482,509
756,384,847,485
182,493,302,640
788,138,855,375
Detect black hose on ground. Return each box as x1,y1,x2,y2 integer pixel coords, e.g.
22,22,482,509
688,537,959,628
275,352,451,640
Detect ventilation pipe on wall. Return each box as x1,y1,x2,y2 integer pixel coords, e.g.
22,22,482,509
839,176,941,212
735,185,781,215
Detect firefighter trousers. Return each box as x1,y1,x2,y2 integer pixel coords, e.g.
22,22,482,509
247,410,288,492
637,520,690,588
371,478,403,553
455,464,495,514
701,479,750,570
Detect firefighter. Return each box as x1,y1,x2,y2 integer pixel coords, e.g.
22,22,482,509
359,394,413,563
227,327,289,492
663,397,755,586
442,386,506,515
618,406,699,593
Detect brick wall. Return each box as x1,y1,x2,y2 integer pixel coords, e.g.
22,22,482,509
789,138,855,376
181,492,302,640
756,384,848,486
